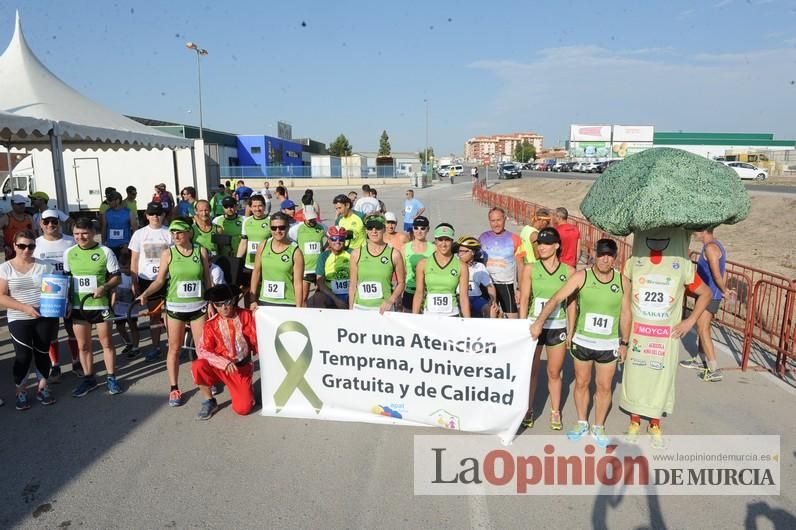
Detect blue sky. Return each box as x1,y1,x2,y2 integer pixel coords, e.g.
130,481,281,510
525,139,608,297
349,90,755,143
2,0,796,155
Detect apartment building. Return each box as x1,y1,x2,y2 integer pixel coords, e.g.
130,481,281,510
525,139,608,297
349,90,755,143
464,132,544,163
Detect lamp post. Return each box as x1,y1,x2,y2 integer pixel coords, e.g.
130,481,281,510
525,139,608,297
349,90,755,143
185,42,208,139
424,98,429,183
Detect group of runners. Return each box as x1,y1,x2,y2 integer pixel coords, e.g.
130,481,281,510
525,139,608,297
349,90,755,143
0,183,729,437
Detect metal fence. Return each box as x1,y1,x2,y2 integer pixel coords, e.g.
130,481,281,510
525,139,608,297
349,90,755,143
220,165,414,180
472,182,796,376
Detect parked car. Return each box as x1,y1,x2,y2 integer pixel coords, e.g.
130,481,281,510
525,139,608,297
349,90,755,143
499,163,522,179
596,159,621,173
436,164,451,177
724,162,768,181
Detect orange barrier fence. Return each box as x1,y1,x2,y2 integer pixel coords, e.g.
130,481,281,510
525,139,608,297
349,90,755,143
473,183,796,375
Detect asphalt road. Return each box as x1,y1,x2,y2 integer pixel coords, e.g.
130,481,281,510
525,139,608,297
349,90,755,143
1,180,794,528
510,170,796,195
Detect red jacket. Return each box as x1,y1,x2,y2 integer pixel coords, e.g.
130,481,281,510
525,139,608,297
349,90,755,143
197,308,258,370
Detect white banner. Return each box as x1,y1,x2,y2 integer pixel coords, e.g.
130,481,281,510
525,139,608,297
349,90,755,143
612,124,654,143
255,308,535,444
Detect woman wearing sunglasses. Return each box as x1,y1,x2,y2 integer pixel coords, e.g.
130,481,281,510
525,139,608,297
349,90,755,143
250,212,304,308
455,235,498,318
138,217,211,407
0,230,59,410
308,226,352,309
412,224,470,318
349,214,405,313
192,284,258,421
401,215,433,311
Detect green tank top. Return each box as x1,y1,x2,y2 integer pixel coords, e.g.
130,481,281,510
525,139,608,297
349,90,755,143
66,244,115,310
192,223,217,256
166,245,205,312
318,250,352,296
354,244,394,308
258,239,298,305
403,240,434,293
422,254,462,316
242,216,271,270
213,215,243,257
529,260,569,329
296,223,325,274
573,268,623,350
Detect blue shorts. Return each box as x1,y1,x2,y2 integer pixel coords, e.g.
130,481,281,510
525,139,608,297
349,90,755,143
470,296,489,316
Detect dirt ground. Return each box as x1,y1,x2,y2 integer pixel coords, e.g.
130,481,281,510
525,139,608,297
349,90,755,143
493,178,796,279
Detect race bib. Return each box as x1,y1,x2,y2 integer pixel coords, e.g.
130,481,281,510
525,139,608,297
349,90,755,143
331,279,349,295
177,280,202,299
74,275,97,294
584,313,614,335
639,288,669,311
263,280,285,299
144,261,160,277
248,240,260,255
468,281,477,296
404,205,412,213
303,241,321,255
109,229,124,240
358,281,383,300
426,293,453,314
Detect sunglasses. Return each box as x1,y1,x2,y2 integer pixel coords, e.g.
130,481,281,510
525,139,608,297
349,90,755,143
212,300,235,308
15,243,36,251
41,218,59,226
329,236,346,242
270,225,287,231
365,223,385,230
413,226,429,231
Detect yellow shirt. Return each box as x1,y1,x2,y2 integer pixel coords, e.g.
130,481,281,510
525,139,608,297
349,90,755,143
337,213,365,249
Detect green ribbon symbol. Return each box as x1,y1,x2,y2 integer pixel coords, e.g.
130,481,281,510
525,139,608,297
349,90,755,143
273,321,323,413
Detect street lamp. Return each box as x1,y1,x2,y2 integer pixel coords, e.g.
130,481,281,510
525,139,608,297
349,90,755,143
424,98,429,182
185,41,208,139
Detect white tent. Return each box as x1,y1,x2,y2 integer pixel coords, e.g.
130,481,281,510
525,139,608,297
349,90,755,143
0,11,198,211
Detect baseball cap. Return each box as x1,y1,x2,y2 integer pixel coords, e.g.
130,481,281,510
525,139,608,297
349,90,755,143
303,205,317,219
155,183,167,190
412,215,430,228
41,209,60,220
364,215,386,230
29,191,49,202
145,202,164,215
221,196,237,208
281,199,296,210
434,224,456,240
168,219,192,232
595,238,618,257
536,227,561,245
384,212,397,223
104,186,117,197
11,194,27,204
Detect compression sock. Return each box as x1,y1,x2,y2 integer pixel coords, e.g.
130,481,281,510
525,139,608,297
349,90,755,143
48,343,59,366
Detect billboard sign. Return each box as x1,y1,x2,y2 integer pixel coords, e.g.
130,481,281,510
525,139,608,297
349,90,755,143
277,121,292,140
613,125,654,143
570,141,610,158
570,125,611,142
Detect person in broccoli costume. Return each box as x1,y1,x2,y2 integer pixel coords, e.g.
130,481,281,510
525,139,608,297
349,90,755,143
580,148,751,446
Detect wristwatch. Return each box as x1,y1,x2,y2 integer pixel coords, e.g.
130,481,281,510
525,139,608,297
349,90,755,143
619,340,629,347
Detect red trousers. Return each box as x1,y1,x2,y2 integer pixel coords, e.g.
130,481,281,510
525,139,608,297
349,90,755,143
191,358,254,416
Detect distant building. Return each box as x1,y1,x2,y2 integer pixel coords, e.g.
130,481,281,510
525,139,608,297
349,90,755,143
464,132,544,164
652,131,795,159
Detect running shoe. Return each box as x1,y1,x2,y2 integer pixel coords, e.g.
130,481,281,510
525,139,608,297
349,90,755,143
196,398,219,421
566,421,589,441
591,425,610,448
679,357,704,370
48,365,62,384
72,361,84,378
123,345,140,359
145,346,162,362
648,425,665,449
521,410,534,429
550,410,562,431
700,368,724,382
625,421,641,443
72,377,99,398
15,391,31,411
211,383,224,396
106,376,123,395
168,389,184,407
36,387,56,406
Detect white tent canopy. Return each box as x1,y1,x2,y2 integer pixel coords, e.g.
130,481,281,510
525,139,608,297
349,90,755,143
0,11,198,211
0,11,192,148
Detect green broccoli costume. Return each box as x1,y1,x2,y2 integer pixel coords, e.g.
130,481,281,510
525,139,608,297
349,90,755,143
580,148,750,418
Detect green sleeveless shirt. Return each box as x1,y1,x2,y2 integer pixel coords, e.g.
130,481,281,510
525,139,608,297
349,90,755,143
354,244,394,309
